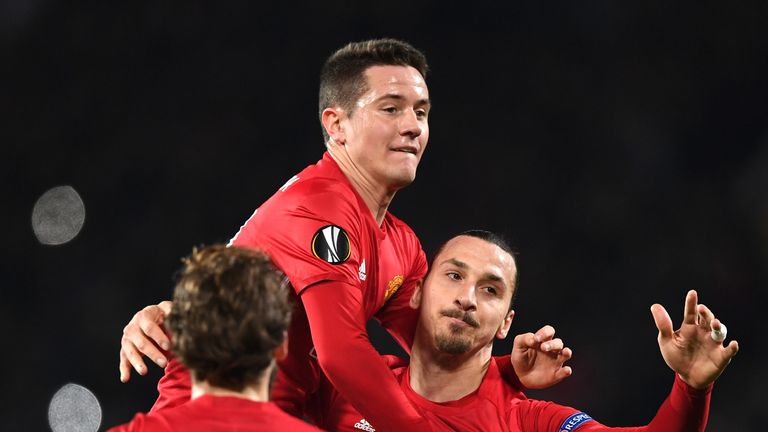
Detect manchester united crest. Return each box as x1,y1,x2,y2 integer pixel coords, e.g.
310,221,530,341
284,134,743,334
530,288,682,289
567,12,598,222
384,275,404,302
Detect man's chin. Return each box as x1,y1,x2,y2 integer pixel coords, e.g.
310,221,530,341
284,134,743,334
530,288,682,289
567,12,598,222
435,334,471,355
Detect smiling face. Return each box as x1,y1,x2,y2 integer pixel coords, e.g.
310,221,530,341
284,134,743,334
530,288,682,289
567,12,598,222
336,65,430,190
412,235,517,356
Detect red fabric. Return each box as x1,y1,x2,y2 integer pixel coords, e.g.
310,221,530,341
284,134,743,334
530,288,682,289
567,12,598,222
314,356,711,432
109,395,322,432
150,354,190,413
153,152,429,430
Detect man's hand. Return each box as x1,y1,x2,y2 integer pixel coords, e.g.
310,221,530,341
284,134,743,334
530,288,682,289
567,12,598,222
510,325,573,389
119,301,173,383
651,290,739,390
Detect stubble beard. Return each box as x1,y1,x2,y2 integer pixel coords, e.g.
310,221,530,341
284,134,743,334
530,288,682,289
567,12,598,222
434,325,472,355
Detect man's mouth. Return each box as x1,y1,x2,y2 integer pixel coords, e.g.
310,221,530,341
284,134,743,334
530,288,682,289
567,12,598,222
392,147,418,155
440,309,479,328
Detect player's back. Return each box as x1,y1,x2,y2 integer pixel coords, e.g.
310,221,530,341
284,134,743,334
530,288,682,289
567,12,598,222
110,395,323,432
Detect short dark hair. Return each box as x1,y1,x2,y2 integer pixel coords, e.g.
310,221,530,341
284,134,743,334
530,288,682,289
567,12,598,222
318,38,429,141
167,245,293,391
431,230,519,311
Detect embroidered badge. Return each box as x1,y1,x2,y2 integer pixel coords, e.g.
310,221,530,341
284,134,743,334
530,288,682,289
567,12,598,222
384,275,404,302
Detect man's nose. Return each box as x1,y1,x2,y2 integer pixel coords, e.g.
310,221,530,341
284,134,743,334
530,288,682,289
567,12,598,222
399,109,423,138
454,283,478,311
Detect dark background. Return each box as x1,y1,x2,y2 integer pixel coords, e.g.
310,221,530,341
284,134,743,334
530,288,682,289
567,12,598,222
3,1,766,430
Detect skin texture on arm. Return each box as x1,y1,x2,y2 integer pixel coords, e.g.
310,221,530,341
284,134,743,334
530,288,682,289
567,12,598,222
301,280,429,432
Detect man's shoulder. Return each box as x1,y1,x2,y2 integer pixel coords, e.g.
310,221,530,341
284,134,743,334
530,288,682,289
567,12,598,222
384,210,420,239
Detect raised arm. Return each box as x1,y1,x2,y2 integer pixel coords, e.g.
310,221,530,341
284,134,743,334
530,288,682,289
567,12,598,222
650,289,738,389
515,290,738,432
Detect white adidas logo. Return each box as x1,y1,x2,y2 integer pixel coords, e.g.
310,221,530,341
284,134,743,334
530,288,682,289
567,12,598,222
354,419,375,432
359,259,367,281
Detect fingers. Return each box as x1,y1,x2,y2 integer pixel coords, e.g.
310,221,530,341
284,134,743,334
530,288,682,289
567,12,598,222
651,304,674,340
723,340,739,359
120,336,148,377
120,306,170,375
683,290,698,325
541,338,564,352
557,365,573,380
125,324,168,368
158,300,173,316
139,318,171,352
534,325,556,343
119,350,131,383
513,332,538,350
560,347,573,361
698,304,715,330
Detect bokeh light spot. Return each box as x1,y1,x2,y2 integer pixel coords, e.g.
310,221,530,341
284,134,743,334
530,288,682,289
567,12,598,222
31,185,86,245
48,383,101,432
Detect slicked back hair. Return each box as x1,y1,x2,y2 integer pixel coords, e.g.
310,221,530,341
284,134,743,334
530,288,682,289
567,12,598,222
431,230,519,312
318,38,429,142
168,245,293,392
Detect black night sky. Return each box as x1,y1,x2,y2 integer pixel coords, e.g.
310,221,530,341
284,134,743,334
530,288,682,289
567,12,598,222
3,1,767,430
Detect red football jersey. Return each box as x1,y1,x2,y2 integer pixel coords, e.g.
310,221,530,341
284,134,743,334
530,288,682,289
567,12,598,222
109,395,322,432
153,152,429,431
229,151,426,326
315,355,712,432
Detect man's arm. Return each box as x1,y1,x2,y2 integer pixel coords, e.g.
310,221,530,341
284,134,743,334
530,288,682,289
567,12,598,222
515,290,737,432
516,374,711,432
150,356,192,412
302,280,429,432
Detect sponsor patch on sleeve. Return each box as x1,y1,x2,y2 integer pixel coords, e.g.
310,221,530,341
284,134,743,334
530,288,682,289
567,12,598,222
311,225,351,264
559,412,593,432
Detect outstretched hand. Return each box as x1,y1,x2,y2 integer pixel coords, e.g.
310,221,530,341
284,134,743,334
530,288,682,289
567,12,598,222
510,325,573,389
651,290,738,389
119,301,174,383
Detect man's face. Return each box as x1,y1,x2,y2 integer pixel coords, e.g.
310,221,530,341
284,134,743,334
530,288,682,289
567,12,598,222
412,236,516,356
340,65,430,190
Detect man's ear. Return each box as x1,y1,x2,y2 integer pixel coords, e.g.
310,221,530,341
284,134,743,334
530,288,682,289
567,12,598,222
409,279,424,310
321,107,346,145
496,309,515,339
273,332,288,361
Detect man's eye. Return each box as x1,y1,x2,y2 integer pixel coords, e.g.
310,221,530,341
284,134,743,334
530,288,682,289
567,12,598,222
415,109,427,118
382,107,397,113
447,272,461,280
483,286,498,296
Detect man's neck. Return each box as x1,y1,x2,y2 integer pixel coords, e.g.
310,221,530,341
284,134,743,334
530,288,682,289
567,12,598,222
408,339,493,403
191,379,269,402
327,144,395,226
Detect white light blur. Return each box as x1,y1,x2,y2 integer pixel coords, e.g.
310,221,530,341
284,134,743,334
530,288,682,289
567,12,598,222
48,383,101,432
31,185,86,245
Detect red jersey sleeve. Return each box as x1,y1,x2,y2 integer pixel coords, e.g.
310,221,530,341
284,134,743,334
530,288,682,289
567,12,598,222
512,374,712,432
150,356,192,412
301,279,430,432
493,354,526,394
